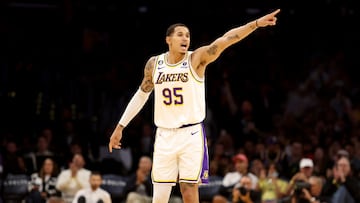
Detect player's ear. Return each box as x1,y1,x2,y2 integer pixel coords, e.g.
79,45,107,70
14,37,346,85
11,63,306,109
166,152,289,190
166,36,171,45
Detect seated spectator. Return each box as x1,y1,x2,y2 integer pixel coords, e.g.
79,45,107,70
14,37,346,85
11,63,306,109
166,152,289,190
231,175,261,203
123,156,182,203
123,156,153,203
322,156,360,203
249,158,265,178
212,153,258,203
285,158,314,197
3,139,27,176
56,153,91,203
306,176,326,203
72,171,111,203
321,164,340,202
280,175,324,203
280,141,304,180
26,157,61,203
257,162,288,203
23,135,55,175
62,142,93,171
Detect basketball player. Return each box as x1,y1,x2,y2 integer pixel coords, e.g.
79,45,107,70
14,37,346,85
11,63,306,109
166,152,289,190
109,9,281,203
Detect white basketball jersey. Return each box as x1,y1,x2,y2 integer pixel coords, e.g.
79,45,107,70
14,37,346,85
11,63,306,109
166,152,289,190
152,51,205,128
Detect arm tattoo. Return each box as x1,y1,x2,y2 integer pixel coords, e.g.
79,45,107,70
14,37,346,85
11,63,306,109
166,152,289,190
206,45,218,56
142,59,154,92
226,34,240,41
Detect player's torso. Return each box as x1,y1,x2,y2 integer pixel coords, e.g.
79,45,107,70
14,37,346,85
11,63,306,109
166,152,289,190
152,52,205,128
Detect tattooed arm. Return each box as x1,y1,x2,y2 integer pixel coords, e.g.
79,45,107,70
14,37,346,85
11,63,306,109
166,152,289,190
139,56,155,93
191,9,280,78
108,57,155,152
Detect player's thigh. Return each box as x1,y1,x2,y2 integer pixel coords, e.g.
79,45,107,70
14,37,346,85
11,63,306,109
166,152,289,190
152,128,179,183
178,124,204,182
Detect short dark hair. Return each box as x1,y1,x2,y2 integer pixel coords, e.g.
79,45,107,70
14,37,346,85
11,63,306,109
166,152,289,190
91,171,102,177
166,23,187,36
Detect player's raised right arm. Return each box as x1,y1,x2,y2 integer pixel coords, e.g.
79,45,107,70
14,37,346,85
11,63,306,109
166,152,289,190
191,9,280,78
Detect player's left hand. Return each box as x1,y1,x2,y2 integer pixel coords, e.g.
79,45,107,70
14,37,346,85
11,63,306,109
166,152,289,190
108,124,123,152
257,9,281,27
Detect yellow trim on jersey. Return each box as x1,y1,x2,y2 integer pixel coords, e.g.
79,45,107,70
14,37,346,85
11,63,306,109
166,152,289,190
164,52,188,67
152,55,159,79
188,52,204,83
152,180,177,183
189,67,204,84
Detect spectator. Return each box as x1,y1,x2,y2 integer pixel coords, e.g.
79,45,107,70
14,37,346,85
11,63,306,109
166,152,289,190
312,147,328,178
23,135,55,173
26,157,61,203
285,158,314,197
124,155,182,203
40,128,56,152
56,153,91,203
2,139,27,176
123,156,153,203
231,175,261,203
306,176,326,203
280,175,324,203
281,141,304,180
249,158,264,178
257,162,288,203
72,171,111,203
322,156,360,203
209,142,232,177
213,153,258,203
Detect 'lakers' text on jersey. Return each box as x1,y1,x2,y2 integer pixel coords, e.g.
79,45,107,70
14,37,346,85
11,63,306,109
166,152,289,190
155,72,189,84
152,51,205,128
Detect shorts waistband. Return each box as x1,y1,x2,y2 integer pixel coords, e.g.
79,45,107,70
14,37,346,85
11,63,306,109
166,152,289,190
179,122,201,128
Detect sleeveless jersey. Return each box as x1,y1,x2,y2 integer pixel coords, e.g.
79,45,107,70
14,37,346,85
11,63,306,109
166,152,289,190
152,51,205,128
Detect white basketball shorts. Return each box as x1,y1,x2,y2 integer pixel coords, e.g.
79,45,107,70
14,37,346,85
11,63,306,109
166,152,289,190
151,123,209,184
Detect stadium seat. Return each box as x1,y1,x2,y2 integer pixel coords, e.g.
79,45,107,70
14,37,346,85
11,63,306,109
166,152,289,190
101,174,128,203
2,173,30,203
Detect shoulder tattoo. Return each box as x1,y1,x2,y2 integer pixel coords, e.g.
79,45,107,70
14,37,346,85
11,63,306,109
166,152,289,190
142,57,155,92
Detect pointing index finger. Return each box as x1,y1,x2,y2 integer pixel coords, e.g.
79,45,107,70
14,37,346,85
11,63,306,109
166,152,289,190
272,9,281,16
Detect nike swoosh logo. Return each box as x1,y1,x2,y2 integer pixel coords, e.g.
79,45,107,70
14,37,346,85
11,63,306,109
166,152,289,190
191,131,199,135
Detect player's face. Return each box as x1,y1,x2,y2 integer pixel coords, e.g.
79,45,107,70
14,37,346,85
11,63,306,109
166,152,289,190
167,26,190,54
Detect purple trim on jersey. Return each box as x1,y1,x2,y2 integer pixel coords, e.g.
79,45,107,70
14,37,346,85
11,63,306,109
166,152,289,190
200,123,209,184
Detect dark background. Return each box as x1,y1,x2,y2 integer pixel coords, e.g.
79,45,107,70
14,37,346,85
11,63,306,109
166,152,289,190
1,0,359,164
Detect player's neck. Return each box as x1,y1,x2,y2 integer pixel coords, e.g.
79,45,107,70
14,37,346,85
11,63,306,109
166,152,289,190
166,51,186,64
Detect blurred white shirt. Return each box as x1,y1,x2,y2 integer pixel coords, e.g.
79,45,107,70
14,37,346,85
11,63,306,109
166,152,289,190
72,187,112,203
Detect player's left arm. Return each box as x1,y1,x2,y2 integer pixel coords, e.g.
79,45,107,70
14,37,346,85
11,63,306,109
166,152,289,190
191,9,280,77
